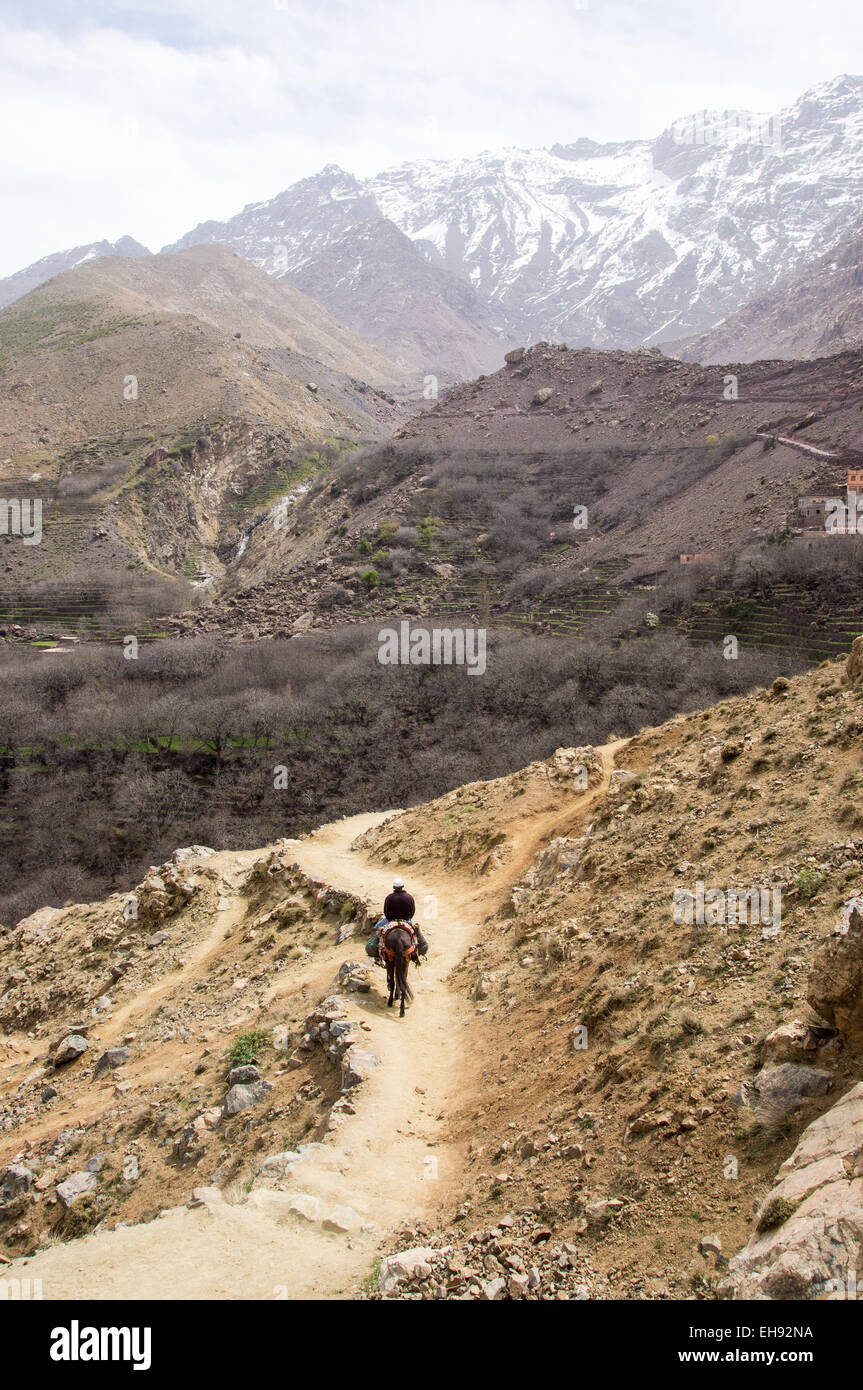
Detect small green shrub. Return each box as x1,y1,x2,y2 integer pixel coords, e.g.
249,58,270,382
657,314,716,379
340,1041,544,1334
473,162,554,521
228,1029,271,1068
756,1194,798,1232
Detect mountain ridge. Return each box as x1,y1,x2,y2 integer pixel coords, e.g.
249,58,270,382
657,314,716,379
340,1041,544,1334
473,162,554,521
5,76,863,371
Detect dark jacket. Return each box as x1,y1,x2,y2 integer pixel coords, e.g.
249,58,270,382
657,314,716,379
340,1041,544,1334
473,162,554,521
383,889,428,955
384,889,415,921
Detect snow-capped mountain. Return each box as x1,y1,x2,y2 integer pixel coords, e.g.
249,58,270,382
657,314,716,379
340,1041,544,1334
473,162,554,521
163,74,863,358
0,236,150,311
5,76,863,370
165,165,504,378
364,74,863,349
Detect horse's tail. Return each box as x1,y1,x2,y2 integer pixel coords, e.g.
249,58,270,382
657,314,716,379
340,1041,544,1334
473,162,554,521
394,939,413,1001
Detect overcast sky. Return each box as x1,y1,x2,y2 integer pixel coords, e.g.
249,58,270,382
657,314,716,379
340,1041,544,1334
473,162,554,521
1,0,861,276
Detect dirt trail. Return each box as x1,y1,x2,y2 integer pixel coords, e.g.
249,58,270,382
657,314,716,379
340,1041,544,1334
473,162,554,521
3,746,619,1300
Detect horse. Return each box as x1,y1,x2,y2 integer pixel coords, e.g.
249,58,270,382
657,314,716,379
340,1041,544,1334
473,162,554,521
380,923,415,1018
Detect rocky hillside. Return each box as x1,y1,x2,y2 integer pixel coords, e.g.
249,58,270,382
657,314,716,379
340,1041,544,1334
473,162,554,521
166,167,504,380
0,243,408,458
355,644,863,1300
176,339,863,663
2,647,863,1299
0,245,413,610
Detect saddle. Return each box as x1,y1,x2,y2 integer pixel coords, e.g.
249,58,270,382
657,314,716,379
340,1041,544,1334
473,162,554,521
378,920,417,964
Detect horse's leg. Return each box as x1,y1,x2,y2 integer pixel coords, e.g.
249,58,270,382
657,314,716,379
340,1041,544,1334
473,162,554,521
397,949,407,1017
387,960,394,1007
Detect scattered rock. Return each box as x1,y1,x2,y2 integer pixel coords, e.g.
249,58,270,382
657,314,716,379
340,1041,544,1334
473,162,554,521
93,1047,130,1080
1,1165,33,1199
222,1079,274,1115
55,1171,97,1209
52,1034,89,1067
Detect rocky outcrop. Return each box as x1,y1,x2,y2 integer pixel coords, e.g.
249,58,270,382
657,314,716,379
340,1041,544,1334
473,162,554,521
732,1063,834,1131
299,996,380,1119
808,905,863,1044
721,1081,863,1299
244,848,373,943
845,635,863,684
132,861,203,930
762,1018,838,1064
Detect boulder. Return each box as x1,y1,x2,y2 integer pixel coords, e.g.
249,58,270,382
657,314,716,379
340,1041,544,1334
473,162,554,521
504,347,525,365
762,1018,838,1064
1,1164,33,1200
52,1034,89,1066
585,1198,625,1225
56,1170,97,1209
222,1079,274,1116
287,1192,324,1223
48,1023,88,1051
520,835,589,890
481,1277,507,1300
135,862,199,929
340,1047,381,1091
93,1047,130,1080
808,906,863,1043
228,1064,260,1086
732,1063,833,1128
337,961,371,993
378,1246,436,1293
16,905,64,942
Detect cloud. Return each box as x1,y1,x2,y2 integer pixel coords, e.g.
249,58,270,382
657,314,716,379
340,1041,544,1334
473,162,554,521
1,0,862,275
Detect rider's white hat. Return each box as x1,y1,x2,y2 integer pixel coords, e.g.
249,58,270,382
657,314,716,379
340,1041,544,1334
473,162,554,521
393,877,405,888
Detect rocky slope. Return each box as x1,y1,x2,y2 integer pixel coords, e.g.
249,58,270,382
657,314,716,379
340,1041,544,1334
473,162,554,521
166,167,503,380
0,245,412,603
176,339,863,653
355,645,863,1300
3,647,863,1299
0,242,407,458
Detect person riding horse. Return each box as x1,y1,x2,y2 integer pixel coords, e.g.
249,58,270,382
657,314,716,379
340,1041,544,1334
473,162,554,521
365,878,429,1016
365,877,429,962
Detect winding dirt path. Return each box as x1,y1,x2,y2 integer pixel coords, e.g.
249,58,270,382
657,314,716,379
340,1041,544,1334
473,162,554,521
3,746,620,1300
